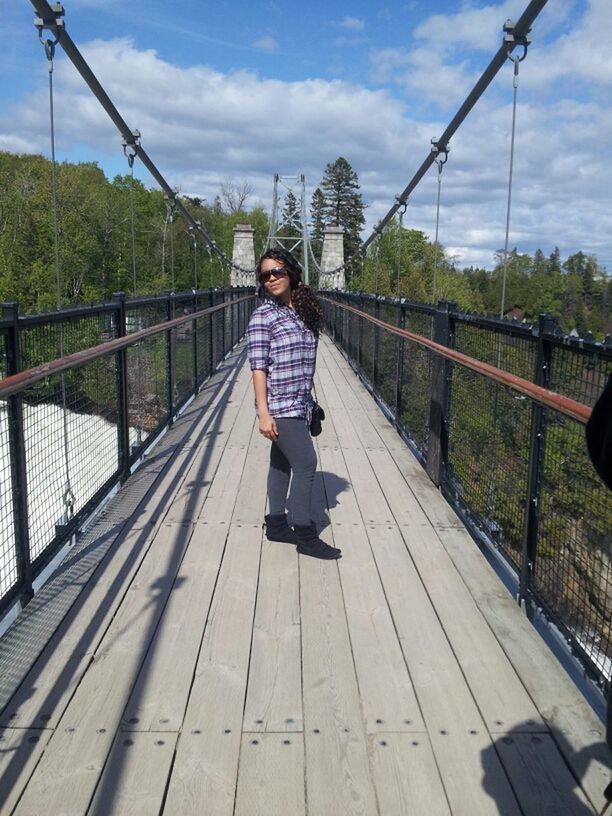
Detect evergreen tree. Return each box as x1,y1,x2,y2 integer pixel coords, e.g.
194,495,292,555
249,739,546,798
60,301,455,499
319,157,365,280
280,190,300,238
309,187,325,261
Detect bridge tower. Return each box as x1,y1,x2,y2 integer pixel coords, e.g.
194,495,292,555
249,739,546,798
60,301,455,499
267,174,311,284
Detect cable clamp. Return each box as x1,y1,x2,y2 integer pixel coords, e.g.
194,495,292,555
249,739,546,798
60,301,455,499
503,19,531,63
431,139,450,172
35,4,65,64
122,130,141,168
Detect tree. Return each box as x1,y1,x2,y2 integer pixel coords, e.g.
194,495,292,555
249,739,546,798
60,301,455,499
280,190,300,238
219,179,252,214
309,187,326,260
319,157,365,281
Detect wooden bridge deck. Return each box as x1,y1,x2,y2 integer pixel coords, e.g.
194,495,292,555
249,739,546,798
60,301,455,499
0,336,609,815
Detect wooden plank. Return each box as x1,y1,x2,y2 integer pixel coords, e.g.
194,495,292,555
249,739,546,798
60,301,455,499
321,338,464,528
333,524,425,732
13,523,195,816
120,521,228,732
88,732,177,816
234,732,306,816
395,524,545,733
233,424,269,524
0,728,52,814
494,732,596,815
436,526,612,812
163,524,262,815
366,523,522,815
368,733,451,816
0,524,166,729
300,536,379,815
243,539,302,732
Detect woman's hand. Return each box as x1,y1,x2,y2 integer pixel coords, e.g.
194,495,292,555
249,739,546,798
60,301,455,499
259,413,279,441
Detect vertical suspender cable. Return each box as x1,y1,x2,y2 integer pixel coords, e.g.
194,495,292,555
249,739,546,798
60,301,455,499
500,53,522,318
122,135,140,294
431,142,449,304
396,203,407,298
36,19,75,522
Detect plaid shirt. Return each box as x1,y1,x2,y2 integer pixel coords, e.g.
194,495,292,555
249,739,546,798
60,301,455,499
247,298,317,422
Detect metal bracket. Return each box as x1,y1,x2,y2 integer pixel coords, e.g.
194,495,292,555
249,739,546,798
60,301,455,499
431,139,450,168
503,19,531,62
35,4,65,62
122,129,141,167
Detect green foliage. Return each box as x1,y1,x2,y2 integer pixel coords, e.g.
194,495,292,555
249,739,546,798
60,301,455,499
348,212,610,338
0,151,269,312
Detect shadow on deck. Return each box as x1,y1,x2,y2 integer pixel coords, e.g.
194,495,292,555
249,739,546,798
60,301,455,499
0,337,609,815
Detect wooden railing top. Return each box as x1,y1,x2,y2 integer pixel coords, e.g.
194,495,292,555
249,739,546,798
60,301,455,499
0,294,255,401
321,296,592,425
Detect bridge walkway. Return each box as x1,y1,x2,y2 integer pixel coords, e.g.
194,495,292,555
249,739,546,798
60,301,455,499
0,336,607,815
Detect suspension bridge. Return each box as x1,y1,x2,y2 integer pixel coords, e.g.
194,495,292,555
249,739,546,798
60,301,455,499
0,0,611,814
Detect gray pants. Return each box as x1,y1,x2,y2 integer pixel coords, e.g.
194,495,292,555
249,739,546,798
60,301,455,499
267,417,317,526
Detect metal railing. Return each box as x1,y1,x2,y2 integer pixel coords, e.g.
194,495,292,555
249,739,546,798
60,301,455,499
0,288,257,614
322,291,612,689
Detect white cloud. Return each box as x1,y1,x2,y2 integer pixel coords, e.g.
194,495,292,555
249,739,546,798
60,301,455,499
252,35,278,52
2,25,611,271
339,16,365,31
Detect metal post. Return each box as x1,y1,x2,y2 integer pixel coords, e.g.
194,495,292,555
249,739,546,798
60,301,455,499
358,294,365,372
192,290,198,392
209,289,215,371
221,291,227,360
519,313,555,607
166,292,174,425
373,297,381,389
112,292,131,479
3,302,34,606
426,300,454,486
395,302,406,426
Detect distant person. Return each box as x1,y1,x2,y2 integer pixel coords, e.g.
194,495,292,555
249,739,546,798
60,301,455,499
585,372,612,802
247,247,341,559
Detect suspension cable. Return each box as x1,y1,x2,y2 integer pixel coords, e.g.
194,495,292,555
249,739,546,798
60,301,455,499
500,28,528,317
165,195,176,291
35,7,75,521
363,1,546,250
31,0,255,277
431,141,449,304
396,201,407,298
122,132,140,294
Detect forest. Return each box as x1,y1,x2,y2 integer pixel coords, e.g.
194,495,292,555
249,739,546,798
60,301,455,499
1,150,610,340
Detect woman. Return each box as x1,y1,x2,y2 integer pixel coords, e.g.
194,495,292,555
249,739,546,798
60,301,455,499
247,247,341,559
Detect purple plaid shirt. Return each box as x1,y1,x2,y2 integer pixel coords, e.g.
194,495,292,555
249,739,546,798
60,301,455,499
247,298,317,422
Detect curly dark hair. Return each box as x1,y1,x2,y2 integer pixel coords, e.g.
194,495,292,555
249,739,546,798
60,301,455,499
257,248,323,336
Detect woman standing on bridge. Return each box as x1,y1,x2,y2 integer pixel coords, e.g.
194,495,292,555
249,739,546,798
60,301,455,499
247,248,341,559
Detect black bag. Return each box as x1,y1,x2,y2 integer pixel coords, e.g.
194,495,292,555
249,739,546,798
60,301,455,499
309,403,325,437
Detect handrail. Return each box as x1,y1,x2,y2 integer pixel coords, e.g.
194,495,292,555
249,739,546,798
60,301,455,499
0,293,256,400
320,296,592,424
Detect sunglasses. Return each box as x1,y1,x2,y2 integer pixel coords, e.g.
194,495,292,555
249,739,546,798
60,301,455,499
259,267,288,283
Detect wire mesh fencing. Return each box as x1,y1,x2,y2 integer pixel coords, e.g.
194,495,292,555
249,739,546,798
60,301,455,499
0,288,256,614
322,291,612,688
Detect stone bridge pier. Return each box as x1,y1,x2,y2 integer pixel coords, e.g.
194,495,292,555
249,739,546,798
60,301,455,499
231,224,257,287
319,225,345,290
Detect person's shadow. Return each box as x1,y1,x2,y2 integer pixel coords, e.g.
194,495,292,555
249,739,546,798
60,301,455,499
286,470,349,529
481,721,611,815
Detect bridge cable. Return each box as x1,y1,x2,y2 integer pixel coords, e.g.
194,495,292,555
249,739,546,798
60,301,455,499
165,195,176,291
122,132,140,293
362,0,546,251
36,9,75,523
500,24,529,318
431,141,449,304
31,0,254,277
396,201,407,298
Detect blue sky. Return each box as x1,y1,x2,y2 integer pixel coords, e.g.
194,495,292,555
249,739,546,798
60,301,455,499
2,0,611,270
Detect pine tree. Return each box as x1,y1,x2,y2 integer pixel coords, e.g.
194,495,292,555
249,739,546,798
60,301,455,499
280,190,300,238
309,187,325,260
319,157,365,280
